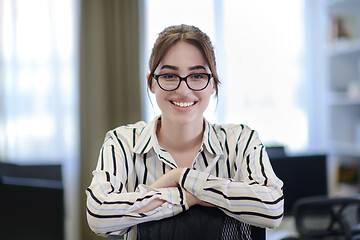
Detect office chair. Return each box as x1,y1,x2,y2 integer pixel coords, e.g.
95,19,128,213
292,195,360,240
138,205,265,240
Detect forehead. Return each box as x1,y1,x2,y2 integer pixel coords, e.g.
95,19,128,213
159,41,208,68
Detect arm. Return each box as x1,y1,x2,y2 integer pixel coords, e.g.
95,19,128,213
179,166,283,228
145,150,283,229
179,130,284,228
148,168,212,208
86,133,188,237
132,169,202,214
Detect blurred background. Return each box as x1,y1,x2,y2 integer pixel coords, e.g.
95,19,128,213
1,0,360,239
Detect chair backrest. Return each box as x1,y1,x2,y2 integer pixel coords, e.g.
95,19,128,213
138,205,265,240
293,195,360,240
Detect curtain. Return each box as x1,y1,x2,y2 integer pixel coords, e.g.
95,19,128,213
80,0,142,239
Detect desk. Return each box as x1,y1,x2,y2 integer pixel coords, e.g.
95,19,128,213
267,216,298,240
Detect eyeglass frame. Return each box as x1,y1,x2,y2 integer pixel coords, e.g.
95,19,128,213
153,73,213,91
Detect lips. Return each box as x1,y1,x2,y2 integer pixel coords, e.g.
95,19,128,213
171,101,196,108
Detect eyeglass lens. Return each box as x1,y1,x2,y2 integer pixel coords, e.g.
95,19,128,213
157,73,210,91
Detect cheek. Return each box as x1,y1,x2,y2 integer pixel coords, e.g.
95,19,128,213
198,91,213,107
154,90,168,106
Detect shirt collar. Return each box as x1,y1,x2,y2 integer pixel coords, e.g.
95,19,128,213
202,119,224,156
132,116,224,156
132,117,158,154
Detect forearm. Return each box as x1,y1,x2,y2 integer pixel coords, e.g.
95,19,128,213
179,168,284,228
131,198,166,213
86,171,188,236
148,168,209,208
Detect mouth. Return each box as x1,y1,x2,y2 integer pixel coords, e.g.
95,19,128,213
171,101,196,108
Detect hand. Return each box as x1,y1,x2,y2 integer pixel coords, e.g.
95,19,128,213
150,168,215,209
199,200,215,207
150,168,183,188
185,191,201,207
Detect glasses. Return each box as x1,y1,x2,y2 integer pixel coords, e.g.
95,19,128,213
153,73,212,91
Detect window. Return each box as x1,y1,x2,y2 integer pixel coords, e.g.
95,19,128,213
0,0,79,162
0,0,79,239
222,0,307,151
145,0,307,152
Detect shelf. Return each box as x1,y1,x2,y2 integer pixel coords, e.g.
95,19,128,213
325,0,360,198
333,183,360,197
329,141,360,157
327,0,360,9
327,38,360,56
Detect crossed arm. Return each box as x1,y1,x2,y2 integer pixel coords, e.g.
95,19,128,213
87,127,284,237
132,168,212,214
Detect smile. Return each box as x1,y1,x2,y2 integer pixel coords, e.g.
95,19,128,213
171,101,196,108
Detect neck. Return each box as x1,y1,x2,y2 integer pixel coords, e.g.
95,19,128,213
156,116,204,153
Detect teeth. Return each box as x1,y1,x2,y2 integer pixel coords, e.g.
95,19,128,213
172,101,195,107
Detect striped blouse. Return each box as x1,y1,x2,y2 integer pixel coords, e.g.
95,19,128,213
86,117,284,239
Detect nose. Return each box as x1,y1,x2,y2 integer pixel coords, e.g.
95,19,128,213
176,79,191,94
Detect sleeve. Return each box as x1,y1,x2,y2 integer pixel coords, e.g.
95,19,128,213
86,131,189,237
179,129,284,229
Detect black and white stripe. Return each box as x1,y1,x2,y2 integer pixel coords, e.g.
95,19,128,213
86,117,284,238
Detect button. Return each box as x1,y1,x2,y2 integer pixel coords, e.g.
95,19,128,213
168,203,172,209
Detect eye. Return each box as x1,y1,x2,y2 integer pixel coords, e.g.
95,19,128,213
162,73,174,78
162,74,177,79
189,73,206,80
158,73,178,82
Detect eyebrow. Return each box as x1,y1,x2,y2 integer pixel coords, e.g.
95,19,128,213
160,65,206,71
160,65,178,70
189,65,206,71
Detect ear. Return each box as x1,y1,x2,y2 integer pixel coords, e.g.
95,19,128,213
211,80,216,95
147,73,155,93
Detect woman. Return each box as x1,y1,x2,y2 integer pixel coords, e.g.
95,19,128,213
86,24,284,239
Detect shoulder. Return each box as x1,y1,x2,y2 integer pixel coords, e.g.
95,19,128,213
209,121,262,149
210,122,255,139
104,120,148,146
115,121,148,133
208,122,263,159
